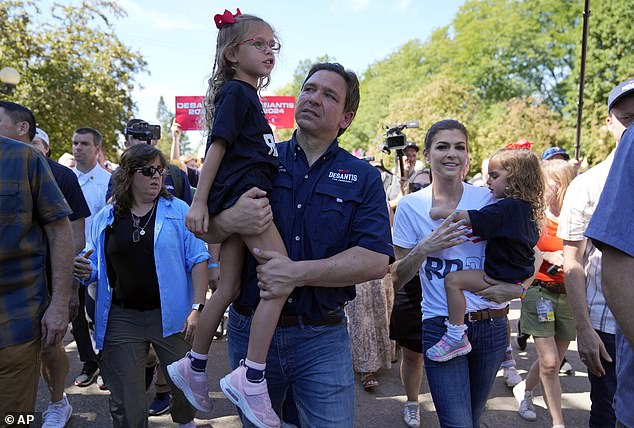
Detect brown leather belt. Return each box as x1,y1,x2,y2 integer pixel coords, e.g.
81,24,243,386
533,279,566,294
465,305,510,322
232,303,343,327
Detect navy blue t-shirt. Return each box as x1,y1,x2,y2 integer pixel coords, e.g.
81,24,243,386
48,158,91,221
46,157,91,291
468,198,538,282
206,80,278,214
234,135,394,320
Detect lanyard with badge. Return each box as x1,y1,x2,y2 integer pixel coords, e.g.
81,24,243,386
537,294,555,322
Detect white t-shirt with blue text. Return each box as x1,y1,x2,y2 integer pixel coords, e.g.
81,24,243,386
393,183,507,320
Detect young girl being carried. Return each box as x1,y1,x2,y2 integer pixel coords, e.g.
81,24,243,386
426,148,544,362
167,9,284,428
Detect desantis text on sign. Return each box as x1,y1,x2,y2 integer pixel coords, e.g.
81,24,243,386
260,96,295,129
175,96,204,131
174,95,295,131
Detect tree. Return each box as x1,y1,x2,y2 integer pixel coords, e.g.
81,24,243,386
346,40,429,152
0,0,146,160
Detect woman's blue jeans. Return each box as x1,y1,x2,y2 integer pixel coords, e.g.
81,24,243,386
423,315,507,428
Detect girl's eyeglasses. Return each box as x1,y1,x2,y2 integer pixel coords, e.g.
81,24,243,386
237,37,281,52
134,166,165,177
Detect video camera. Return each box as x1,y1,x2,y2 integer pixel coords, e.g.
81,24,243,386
381,121,419,153
124,121,161,142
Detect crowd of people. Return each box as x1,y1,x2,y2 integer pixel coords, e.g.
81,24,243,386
0,7,633,428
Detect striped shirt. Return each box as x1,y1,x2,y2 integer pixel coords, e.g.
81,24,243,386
0,137,72,349
557,151,615,334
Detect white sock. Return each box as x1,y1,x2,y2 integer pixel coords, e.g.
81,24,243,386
405,400,419,407
189,350,208,360
245,358,266,371
444,320,467,342
506,344,513,353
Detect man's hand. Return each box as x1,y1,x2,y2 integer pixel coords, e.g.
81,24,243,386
182,310,200,344
253,248,297,300
73,249,93,281
476,275,522,303
171,122,182,140
576,326,612,376
68,279,81,322
41,302,69,348
219,187,273,237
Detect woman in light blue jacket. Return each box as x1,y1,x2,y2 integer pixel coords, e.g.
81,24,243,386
74,144,209,428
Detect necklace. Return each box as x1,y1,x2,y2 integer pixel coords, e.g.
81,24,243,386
131,202,156,243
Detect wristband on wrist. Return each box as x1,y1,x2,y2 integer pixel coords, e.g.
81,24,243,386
518,283,527,299
208,262,219,268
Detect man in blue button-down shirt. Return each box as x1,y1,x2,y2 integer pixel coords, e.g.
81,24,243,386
205,63,393,427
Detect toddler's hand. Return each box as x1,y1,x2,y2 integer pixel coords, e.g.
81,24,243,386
186,202,210,234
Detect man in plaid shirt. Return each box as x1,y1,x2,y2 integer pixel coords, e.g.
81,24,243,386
0,101,74,416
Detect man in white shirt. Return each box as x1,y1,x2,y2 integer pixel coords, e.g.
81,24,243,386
72,127,111,236
557,79,634,428
70,127,111,388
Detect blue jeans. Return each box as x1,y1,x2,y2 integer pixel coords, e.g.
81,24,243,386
588,330,616,428
227,306,354,428
423,315,507,428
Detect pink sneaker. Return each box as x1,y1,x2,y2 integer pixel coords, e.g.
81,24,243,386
220,361,281,428
426,333,472,362
166,355,213,413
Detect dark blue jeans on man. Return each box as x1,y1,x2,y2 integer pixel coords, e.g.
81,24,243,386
588,330,616,428
227,306,354,428
423,315,507,427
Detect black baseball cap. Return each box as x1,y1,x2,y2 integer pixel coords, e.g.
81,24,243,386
608,78,634,112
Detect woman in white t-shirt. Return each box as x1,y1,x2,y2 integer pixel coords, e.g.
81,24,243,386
392,119,526,427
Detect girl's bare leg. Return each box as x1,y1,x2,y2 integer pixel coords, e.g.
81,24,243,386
444,269,490,326
191,234,244,355
242,224,289,364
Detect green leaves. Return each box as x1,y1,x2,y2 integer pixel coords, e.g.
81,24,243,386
273,0,632,175
1,0,146,160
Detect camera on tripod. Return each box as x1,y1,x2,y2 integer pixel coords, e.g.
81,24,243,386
381,120,419,153
124,121,161,142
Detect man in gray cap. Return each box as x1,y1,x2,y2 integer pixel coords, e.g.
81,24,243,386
557,77,634,427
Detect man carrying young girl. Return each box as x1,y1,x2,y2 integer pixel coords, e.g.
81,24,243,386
167,15,392,424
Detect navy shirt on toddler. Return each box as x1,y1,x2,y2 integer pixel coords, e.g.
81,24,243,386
468,198,538,283
206,79,278,214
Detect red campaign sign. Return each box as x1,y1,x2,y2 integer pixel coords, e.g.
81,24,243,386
174,95,295,131
175,96,205,131
260,96,295,129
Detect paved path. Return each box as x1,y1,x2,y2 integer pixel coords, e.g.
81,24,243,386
36,300,592,427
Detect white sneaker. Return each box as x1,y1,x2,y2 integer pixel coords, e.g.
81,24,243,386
403,403,420,428
518,392,537,421
178,422,196,428
504,366,522,388
42,393,72,427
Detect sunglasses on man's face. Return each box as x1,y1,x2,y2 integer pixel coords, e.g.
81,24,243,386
134,166,165,177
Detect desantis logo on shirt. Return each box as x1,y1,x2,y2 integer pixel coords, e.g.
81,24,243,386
328,169,358,183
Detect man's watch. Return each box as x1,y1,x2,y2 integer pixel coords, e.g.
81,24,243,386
192,303,205,311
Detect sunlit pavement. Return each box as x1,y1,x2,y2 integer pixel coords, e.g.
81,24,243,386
36,299,591,427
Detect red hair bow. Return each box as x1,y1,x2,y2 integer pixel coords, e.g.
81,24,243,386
504,138,533,150
214,8,242,29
